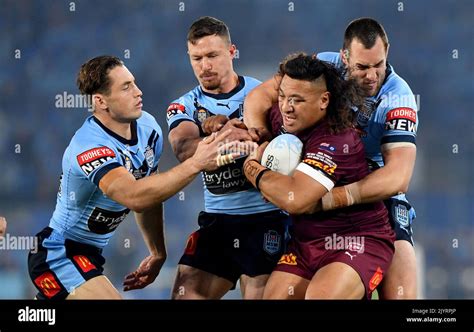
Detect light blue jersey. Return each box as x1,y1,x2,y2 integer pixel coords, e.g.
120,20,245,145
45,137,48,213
318,52,418,235
49,111,163,248
167,76,277,215
317,52,418,168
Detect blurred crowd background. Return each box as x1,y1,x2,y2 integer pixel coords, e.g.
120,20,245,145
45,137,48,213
0,0,472,299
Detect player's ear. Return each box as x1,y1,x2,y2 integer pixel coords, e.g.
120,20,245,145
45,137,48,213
385,43,390,56
320,91,330,110
229,44,237,58
93,94,108,111
340,48,349,66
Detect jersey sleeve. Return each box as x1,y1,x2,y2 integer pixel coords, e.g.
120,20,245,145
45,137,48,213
317,52,343,68
295,136,346,192
166,95,196,132
376,77,419,149
70,135,122,187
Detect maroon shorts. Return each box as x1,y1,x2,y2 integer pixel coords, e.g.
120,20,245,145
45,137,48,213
274,231,395,299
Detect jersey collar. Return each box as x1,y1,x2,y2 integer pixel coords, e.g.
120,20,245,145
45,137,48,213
200,76,245,100
92,116,138,146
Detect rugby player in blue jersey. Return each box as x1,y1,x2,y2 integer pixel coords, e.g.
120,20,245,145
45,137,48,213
212,18,419,299
27,55,240,299
166,17,289,299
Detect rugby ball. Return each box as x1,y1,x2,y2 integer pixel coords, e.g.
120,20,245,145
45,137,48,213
261,134,303,175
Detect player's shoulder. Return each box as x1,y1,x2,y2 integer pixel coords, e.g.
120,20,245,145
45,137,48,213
66,116,118,163
317,52,342,67
306,124,359,151
381,65,415,97
378,64,418,113
171,85,201,106
137,110,161,132
241,75,262,89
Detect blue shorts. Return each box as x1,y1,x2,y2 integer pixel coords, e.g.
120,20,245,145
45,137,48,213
179,210,290,288
28,227,105,300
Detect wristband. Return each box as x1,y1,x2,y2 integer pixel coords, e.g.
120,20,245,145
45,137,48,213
255,169,270,191
243,159,268,190
322,182,361,211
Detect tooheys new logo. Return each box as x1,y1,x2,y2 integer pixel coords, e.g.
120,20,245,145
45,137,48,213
384,107,417,132
77,147,116,176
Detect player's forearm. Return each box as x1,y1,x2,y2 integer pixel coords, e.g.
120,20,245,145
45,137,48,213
134,204,167,258
244,161,320,214
171,136,202,162
322,153,415,211
243,76,280,129
109,159,201,212
357,163,413,202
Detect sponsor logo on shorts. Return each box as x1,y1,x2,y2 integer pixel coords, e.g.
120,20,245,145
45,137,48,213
263,230,281,255
166,103,185,120
34,272,62,299
73,255,97,273
278,253,297,265
184,231,199,255
394,203,410,228
77,147,116,176
369,266,384,291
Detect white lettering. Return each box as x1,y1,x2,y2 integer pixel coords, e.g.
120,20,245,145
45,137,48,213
18,306,56,325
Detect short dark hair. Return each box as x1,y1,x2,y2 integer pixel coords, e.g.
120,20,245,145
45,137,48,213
77,55,123,95
343,17,389,51
187,16,231,45
279,53,365,133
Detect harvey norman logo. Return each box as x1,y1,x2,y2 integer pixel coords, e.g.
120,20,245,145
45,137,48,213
18,306,56,325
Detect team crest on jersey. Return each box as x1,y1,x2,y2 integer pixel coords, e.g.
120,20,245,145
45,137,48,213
144,145,154,169
193,98,211,124
77,147,115,176
263,230,281,255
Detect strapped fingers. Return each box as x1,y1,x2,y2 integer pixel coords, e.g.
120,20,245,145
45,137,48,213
216,154,236,167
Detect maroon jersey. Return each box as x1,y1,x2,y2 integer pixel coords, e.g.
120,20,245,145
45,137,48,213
268,105,391,240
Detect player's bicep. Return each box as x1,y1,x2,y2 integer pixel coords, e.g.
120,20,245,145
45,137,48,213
382,146,416,182
99,166,137,207
293,169,330,197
